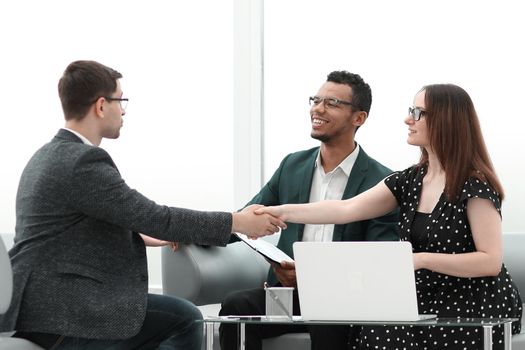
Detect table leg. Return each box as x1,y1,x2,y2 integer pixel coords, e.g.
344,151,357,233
504,322,512,350
483,325,493,350
239,323,246,350
206,322,214,350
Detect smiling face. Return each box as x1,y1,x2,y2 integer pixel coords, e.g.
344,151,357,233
405,89,429,148
310,82,362,144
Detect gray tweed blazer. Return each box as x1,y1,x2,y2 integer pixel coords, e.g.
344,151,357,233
0,129,232,339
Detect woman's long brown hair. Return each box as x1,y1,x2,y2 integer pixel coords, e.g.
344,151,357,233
418,84,504,202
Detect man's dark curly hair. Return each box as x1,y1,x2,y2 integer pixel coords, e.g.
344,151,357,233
327,71,372,114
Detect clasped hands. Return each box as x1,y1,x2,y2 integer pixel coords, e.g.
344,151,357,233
232,204,287,239
141,204,285,249
235,205,296,286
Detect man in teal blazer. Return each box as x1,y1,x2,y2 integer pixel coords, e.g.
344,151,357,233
219,71,399,350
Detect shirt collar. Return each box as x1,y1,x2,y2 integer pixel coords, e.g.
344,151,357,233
62,128,94,146
315,143,360,176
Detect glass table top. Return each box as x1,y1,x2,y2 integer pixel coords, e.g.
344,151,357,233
203,315,518,327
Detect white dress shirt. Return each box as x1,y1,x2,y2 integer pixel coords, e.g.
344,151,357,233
62,127,94,146
302,145,360,242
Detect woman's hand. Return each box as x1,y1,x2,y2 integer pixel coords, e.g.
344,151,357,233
413,252,425,270
254,205,287,221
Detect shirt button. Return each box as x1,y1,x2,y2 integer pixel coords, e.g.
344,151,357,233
140,275,147,281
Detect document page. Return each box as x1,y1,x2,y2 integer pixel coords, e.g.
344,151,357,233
235,233,294,264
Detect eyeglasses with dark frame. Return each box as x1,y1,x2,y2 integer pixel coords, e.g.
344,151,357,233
104,97,129,111
309,96,358,109
93,96,129,111
408,106,427,121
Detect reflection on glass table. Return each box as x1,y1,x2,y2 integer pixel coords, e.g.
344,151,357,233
201,316,517,350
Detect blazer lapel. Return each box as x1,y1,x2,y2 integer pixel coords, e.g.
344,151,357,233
342,147,369,199
299,150,317,203
296,149,318,241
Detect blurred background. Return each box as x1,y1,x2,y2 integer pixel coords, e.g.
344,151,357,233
1,0,523,290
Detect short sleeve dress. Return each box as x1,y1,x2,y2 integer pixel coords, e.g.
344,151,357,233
350,165,522,350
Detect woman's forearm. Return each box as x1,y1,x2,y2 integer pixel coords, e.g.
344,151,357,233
279,200,355,224
414,251,502,278
269,182,398,225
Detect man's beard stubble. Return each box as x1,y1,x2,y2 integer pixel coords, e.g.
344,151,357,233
311,132,329,143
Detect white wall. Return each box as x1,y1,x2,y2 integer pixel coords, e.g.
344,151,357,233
263,0,525,233
2,0,524,292
0,0,234,290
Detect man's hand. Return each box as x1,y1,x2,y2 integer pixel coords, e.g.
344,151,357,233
232,205,287,239
272,261,296,287
139,234,179,251
168,242,179,251
254,205,287,221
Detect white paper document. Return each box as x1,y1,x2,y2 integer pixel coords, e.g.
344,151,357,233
235,233,294,264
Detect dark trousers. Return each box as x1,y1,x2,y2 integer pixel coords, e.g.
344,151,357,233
13,293,203,350
219,288,353,350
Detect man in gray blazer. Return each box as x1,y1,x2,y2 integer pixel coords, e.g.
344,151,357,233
0,60,285,349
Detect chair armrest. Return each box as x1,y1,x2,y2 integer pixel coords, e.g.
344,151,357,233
0,239,13,314
162,241,270,306
503,232,525,295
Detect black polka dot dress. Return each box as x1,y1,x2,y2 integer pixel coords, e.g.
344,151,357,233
350,165,522,350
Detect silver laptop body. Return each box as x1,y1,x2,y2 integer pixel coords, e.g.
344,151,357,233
293,241,436,321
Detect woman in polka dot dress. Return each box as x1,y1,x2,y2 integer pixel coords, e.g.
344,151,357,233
258,84,522,349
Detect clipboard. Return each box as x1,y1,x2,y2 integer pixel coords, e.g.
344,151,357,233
235,233,294,264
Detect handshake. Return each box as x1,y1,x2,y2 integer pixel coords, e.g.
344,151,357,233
232,204,287,239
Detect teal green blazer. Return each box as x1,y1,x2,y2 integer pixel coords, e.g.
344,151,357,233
245,145,399,285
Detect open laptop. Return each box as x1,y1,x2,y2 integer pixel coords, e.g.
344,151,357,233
293,241,436,321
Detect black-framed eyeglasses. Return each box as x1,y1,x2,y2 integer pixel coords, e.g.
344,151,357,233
309,96,358,109
408,106,427,121
105,97,129,111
